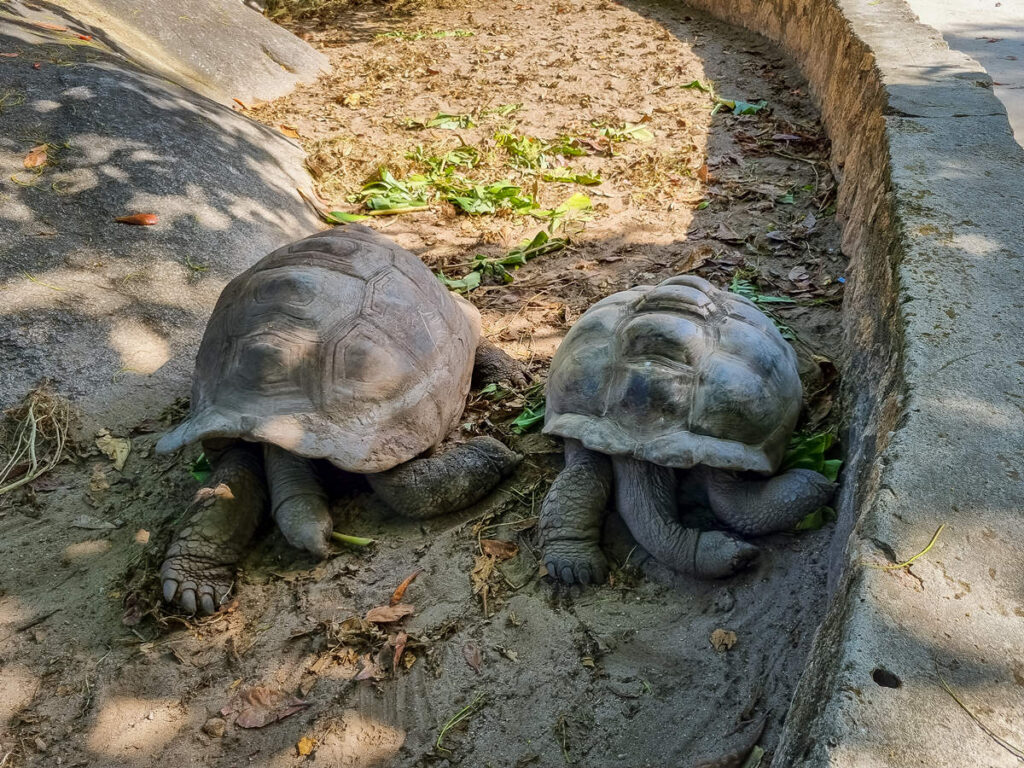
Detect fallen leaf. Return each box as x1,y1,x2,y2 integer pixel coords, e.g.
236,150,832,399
31,20,68,31
232,98,251,110
227,686,309,729
95,429,131,470
354,652,385,681
23,144,47,169
280,124,301,139
77,34,92,41
392,630,409,670
696,162,709,183
581,656,596,668
364,603,414,624
114,213,158,226
480,539,518,561
462,642,483,673
135,528,150,544
390,569,423,605
710,628,737,652
0,53,21,58
296,737,316,756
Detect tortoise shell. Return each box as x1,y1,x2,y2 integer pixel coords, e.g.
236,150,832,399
544,275,801,474
157,226,480,473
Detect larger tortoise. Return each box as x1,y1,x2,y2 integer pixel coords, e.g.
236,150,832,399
156,226,523,614
539,274,834,584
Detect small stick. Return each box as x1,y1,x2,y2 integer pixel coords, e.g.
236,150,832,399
866,524,946,571
331,531,375,547
436,692,486,752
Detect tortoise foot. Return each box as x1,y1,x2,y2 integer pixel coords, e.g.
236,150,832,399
693,531,760,579
161,550,236,616
543,541,608,586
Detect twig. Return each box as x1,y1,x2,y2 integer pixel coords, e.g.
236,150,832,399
938,673,1024,761
866,524,945,571
436,693,486,752
331,531,375,547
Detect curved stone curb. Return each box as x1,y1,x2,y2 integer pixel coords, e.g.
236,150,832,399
671,0,1024,764
0,11,323,431
15,0,329,104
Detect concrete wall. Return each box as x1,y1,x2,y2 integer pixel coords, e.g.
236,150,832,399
672,0,1024,765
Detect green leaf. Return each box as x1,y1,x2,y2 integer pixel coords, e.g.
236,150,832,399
437,270,482,292
731,99,768,115
428,111,475,129
782,431,839,475
189,452,212,484
696,200,710,210
541,167,602,185
776,192,795,205
729,276,796,305
510,403,545,433
822,459,843,483
795,506,837,531
682,79,713,93
326,210,370,223
598,122,654,142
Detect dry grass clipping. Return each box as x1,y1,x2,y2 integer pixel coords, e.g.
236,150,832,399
0,385,72,496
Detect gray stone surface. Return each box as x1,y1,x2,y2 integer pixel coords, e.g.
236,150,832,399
6,0,329,104
665,0,1024,765
0,9,323,431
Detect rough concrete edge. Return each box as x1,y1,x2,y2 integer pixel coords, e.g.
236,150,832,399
673,0,1024,764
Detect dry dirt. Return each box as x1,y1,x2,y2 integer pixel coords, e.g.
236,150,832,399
0,1,845,766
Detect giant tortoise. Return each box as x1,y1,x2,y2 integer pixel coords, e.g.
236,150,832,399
539,274,834,584
157,226,524,613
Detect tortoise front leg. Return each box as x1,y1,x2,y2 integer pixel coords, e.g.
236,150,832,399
161,442,267,615
473,338,529,388
367,436,520,519
263,445,333,558
613,457,759,579
539,439,612,585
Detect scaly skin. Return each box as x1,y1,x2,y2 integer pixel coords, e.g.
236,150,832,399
161,444,267,615
539,440,612,585
702,466,836,536
473,339,529,388
368,436,521,519
614,457,759,579
263,444,332,557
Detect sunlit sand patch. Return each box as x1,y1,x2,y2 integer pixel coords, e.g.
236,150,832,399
109,319,171,374
86,696,184,758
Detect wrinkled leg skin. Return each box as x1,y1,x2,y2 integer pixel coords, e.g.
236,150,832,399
701,466,836,536
263,444,333,558
161,443,267,615
473,338,529,388
368,436,521,519
614,457,759,579
539,440,612,585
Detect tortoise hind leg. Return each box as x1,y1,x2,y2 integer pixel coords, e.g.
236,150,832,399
539,440,612,585
367,436,520,519
161,443,267,615
614,457,759,579
263,444,333,558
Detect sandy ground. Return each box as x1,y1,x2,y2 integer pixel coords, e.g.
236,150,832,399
0,1,846,766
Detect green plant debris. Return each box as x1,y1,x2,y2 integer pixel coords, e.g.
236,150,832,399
510,403,545,433
446,180,535,215
436,692,486,753
331,531,376,547
189,452,212,483
783,432,842,531
437,229,567,293
481,103,522,118
495,132,587,170
596,122,654,142
682,79,713,93
377,28,474,41
867,524,946,571
352,168,431,213
532,192,592,226
712,97,768,116
325,210,371,223
405,111,476,130
729,277,797,305
741,746,765,768
407,144,480,174
541,167,602,185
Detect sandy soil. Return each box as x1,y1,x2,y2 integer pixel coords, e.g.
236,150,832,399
0,1,845,766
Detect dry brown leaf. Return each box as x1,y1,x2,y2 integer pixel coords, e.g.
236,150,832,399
463,642,483,674
23,144,47,169
31,20,68,31
226,686,309,729
114,213,158,226
710,628,737,652
390,569,423,605
364,603,414,624
354,653,385,681
95,429,130,470
296,736,316,756
480,539,519,561
392,630,408,670
280,124,301,139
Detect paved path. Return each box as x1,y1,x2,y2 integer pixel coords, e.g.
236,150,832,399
904,0,1024,146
